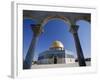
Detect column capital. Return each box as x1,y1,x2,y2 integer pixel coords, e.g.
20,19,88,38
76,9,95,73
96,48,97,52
31,24,43,37
69,25,79,34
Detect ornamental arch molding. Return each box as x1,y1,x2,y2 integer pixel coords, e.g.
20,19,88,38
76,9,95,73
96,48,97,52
40,15,71,28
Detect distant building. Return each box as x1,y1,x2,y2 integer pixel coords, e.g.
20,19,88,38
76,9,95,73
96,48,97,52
38,41,75,64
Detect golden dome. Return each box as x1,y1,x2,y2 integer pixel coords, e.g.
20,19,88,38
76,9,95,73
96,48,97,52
51,40,64,48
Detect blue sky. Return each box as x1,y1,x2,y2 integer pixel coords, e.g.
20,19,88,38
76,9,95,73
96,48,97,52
23,18,91,61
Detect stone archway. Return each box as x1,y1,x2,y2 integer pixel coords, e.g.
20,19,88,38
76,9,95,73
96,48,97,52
41,15,71,27
23,10,90,69
40,16,86,66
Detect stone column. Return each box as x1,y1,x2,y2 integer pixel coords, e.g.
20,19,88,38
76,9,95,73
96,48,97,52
23,24,43,69
70,25,86,66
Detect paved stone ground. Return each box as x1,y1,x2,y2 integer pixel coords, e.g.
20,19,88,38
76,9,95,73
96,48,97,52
31,61,91,69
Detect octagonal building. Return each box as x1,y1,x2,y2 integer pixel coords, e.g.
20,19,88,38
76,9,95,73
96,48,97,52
38,40,75,64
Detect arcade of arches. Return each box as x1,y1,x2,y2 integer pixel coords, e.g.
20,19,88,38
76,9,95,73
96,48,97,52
23,10,91,69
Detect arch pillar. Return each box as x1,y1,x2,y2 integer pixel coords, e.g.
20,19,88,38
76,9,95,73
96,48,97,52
23,24,43,69
70,25,86,66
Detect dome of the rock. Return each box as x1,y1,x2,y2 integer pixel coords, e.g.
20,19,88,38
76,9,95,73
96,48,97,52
37,40,75,64
51,40,64,48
